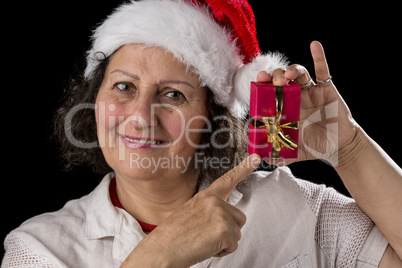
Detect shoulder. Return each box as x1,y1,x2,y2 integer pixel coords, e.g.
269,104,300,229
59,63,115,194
238,166,361,223
3,173,115,267
5,192,90,257
14,188,92,236
224,167,322,266
5,173,114,250
236,166,318,222
245,168,385,268
239,166,320,200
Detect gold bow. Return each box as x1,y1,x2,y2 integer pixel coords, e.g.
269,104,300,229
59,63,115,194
249,86,299,158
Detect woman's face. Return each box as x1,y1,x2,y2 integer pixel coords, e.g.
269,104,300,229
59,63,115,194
95,44,208,182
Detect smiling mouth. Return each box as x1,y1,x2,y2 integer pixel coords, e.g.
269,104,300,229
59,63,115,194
123,136,164,145
119,134,168,148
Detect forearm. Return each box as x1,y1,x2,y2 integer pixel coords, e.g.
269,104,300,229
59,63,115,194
335,127,402,258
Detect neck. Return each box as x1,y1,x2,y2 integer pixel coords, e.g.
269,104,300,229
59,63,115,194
115,171,199,225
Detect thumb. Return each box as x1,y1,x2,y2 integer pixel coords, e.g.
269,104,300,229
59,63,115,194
208,154,261,200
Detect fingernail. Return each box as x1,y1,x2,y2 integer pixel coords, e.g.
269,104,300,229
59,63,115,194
250,154,261,167
273,76,288,86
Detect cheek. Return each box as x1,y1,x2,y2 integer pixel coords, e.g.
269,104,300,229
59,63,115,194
186,116,209,145
160,108,209,148
168,115,186,139
95,100,123,140
185,103,209,144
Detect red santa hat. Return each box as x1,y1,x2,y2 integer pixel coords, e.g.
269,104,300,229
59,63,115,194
85,0,288,118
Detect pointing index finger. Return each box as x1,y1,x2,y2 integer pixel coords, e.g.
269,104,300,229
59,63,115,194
208,154,261,200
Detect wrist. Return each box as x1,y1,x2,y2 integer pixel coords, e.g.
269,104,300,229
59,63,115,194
122,235,175,268
333,126,368,171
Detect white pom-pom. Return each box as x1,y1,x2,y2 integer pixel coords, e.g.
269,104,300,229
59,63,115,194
231,52,289,118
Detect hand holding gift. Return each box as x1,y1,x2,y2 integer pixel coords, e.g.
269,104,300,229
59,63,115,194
253,41,358,166
255,41,402,262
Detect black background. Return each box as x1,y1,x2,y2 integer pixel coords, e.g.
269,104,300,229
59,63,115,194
2,0,401,256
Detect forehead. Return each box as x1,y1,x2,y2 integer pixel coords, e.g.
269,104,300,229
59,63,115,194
107,44,200,83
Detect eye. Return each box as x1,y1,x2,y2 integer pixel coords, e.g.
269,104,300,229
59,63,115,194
165,91,185,99
112,82,134,92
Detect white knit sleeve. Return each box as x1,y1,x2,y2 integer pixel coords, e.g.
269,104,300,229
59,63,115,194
2,234,56,268
295,178,381,268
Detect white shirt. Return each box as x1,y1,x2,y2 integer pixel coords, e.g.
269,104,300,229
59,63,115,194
2,167,388,267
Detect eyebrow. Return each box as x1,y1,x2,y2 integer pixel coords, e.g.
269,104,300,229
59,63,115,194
111,69,140,80
111,69,195,89
159,80,195,89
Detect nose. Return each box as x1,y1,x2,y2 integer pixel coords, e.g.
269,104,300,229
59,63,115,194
125,94,159,131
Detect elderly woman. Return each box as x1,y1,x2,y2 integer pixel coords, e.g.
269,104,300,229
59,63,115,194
3,0,401,267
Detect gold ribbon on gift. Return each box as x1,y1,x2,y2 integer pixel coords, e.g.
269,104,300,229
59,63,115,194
249,86,299,158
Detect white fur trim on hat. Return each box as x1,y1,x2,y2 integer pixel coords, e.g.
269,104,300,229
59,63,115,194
232,53,289,118
85,0,241,105
85,0,288,118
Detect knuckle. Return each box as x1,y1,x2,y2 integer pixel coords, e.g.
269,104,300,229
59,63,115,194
211,205,227,220
204,194,221,205
236,228,242,241
214,218,242,239
272,68,286,75
215,221,232,237
194,190,208,200
219,173,235,186
198,194,224,213
216,227,240,255
238,211,247,228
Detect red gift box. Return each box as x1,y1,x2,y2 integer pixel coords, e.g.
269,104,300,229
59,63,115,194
248,81,301,159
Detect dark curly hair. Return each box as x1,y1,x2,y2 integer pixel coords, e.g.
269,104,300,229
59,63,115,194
53,52,248,183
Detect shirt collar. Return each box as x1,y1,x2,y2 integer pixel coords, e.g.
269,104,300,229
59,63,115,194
85,173,146,262
85,172,122,239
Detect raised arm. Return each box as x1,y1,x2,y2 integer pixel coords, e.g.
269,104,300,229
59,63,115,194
261,41,402,264
335,127,402,264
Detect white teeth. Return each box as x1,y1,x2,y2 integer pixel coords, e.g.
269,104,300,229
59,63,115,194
124,137,162,145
